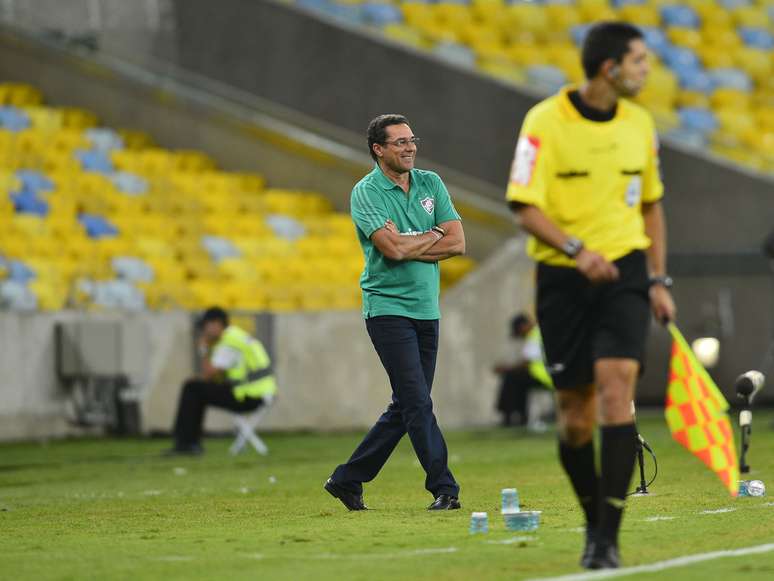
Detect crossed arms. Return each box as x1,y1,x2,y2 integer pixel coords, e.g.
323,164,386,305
370,219,465,262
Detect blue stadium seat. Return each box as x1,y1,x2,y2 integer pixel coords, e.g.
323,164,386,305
0,106,30,131
79,214,119,239
678,107,719,134
433,42,477,68
75,149,115,173
719,0,751,9
361,3,403,26
570,24,592,47
8,260,36,283
660,5,700,29
526,65,568,95
85,128,124,152
639,27,670,58
109,171,148,195
611,0,648,7
11,190,49,216
738,27,774,50
661,45,701,71
677,68,715,93
15,170,54,194
709,68,753,92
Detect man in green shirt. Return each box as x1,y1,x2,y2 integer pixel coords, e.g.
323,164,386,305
325,114,466,511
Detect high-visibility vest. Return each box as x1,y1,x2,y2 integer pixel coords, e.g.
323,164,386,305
216,326,278,402
526,327,553,389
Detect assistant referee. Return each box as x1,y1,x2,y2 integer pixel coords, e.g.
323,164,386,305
506,23,676,569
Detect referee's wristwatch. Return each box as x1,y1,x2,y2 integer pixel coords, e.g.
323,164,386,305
649,275,674,289
561,237,584,258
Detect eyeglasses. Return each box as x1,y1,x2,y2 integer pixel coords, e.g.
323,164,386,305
383,137,421,148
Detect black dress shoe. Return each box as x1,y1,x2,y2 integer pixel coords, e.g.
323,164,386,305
427,494,461,510
162,444,204,457
588,539,620,569
580,528,597,569
324,478,367,511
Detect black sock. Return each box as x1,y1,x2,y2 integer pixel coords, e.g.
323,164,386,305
558,439,599,530
599,423,638,545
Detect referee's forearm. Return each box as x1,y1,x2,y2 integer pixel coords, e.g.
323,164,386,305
642,201,667,276
513,203,572,251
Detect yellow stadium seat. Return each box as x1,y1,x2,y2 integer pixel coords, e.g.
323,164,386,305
2,83,43,106
714,109,756,139
433,3,472,26
731,6,770,27
667,27,702,50
702,27,742,50
697,45,737,70
734,47,772,84
619,5,660,27
577,0,617,24
545,4,582,31
382,23,430,49
695,5,733,29
711,88,751,111
60,107,98,130
676,90,711,109
402,3,434,27
505,4,551,40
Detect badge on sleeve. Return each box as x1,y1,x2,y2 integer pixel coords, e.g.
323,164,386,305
510,135,541,186
625,176,642,207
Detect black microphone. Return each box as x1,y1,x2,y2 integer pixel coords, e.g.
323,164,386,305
735,371,765,405
637,433,654,454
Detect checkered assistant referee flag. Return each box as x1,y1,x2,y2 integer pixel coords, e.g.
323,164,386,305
665,323,740,497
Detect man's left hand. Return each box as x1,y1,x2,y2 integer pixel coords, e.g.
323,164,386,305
649,285,676,324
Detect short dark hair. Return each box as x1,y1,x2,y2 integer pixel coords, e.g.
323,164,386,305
510,313,532,335
367,114,409,161
199,306,229,328
581,21,644,80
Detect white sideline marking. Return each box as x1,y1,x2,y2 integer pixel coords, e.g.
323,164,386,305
143,490,162,496
526,542,774,581
643,516,676,522
487,536,538,545
305,547,458,560
700,508,736,514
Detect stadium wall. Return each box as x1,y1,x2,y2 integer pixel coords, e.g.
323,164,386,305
0,241,534,441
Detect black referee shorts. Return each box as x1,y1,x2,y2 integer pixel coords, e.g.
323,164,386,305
536,250,651,390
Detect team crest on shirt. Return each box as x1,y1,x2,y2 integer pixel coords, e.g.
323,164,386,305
420,196,434,215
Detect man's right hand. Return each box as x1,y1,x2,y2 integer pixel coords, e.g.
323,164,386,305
575,248,619,283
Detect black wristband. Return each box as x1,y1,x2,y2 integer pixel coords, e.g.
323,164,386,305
431,226,446,237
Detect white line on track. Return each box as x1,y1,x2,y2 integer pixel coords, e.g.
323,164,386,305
643,516,676,522
526,542,774,581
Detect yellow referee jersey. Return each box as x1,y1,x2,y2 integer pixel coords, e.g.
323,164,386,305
506,86,664,266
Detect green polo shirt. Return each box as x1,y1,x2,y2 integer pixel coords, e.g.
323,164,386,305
351,164,461,320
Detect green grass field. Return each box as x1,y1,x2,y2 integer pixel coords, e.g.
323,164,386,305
2,413,774,580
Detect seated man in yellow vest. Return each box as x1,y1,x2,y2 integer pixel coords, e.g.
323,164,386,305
166,306,277,456
494,313,553,427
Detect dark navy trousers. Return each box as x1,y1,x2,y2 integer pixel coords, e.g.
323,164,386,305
331,315,459,498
